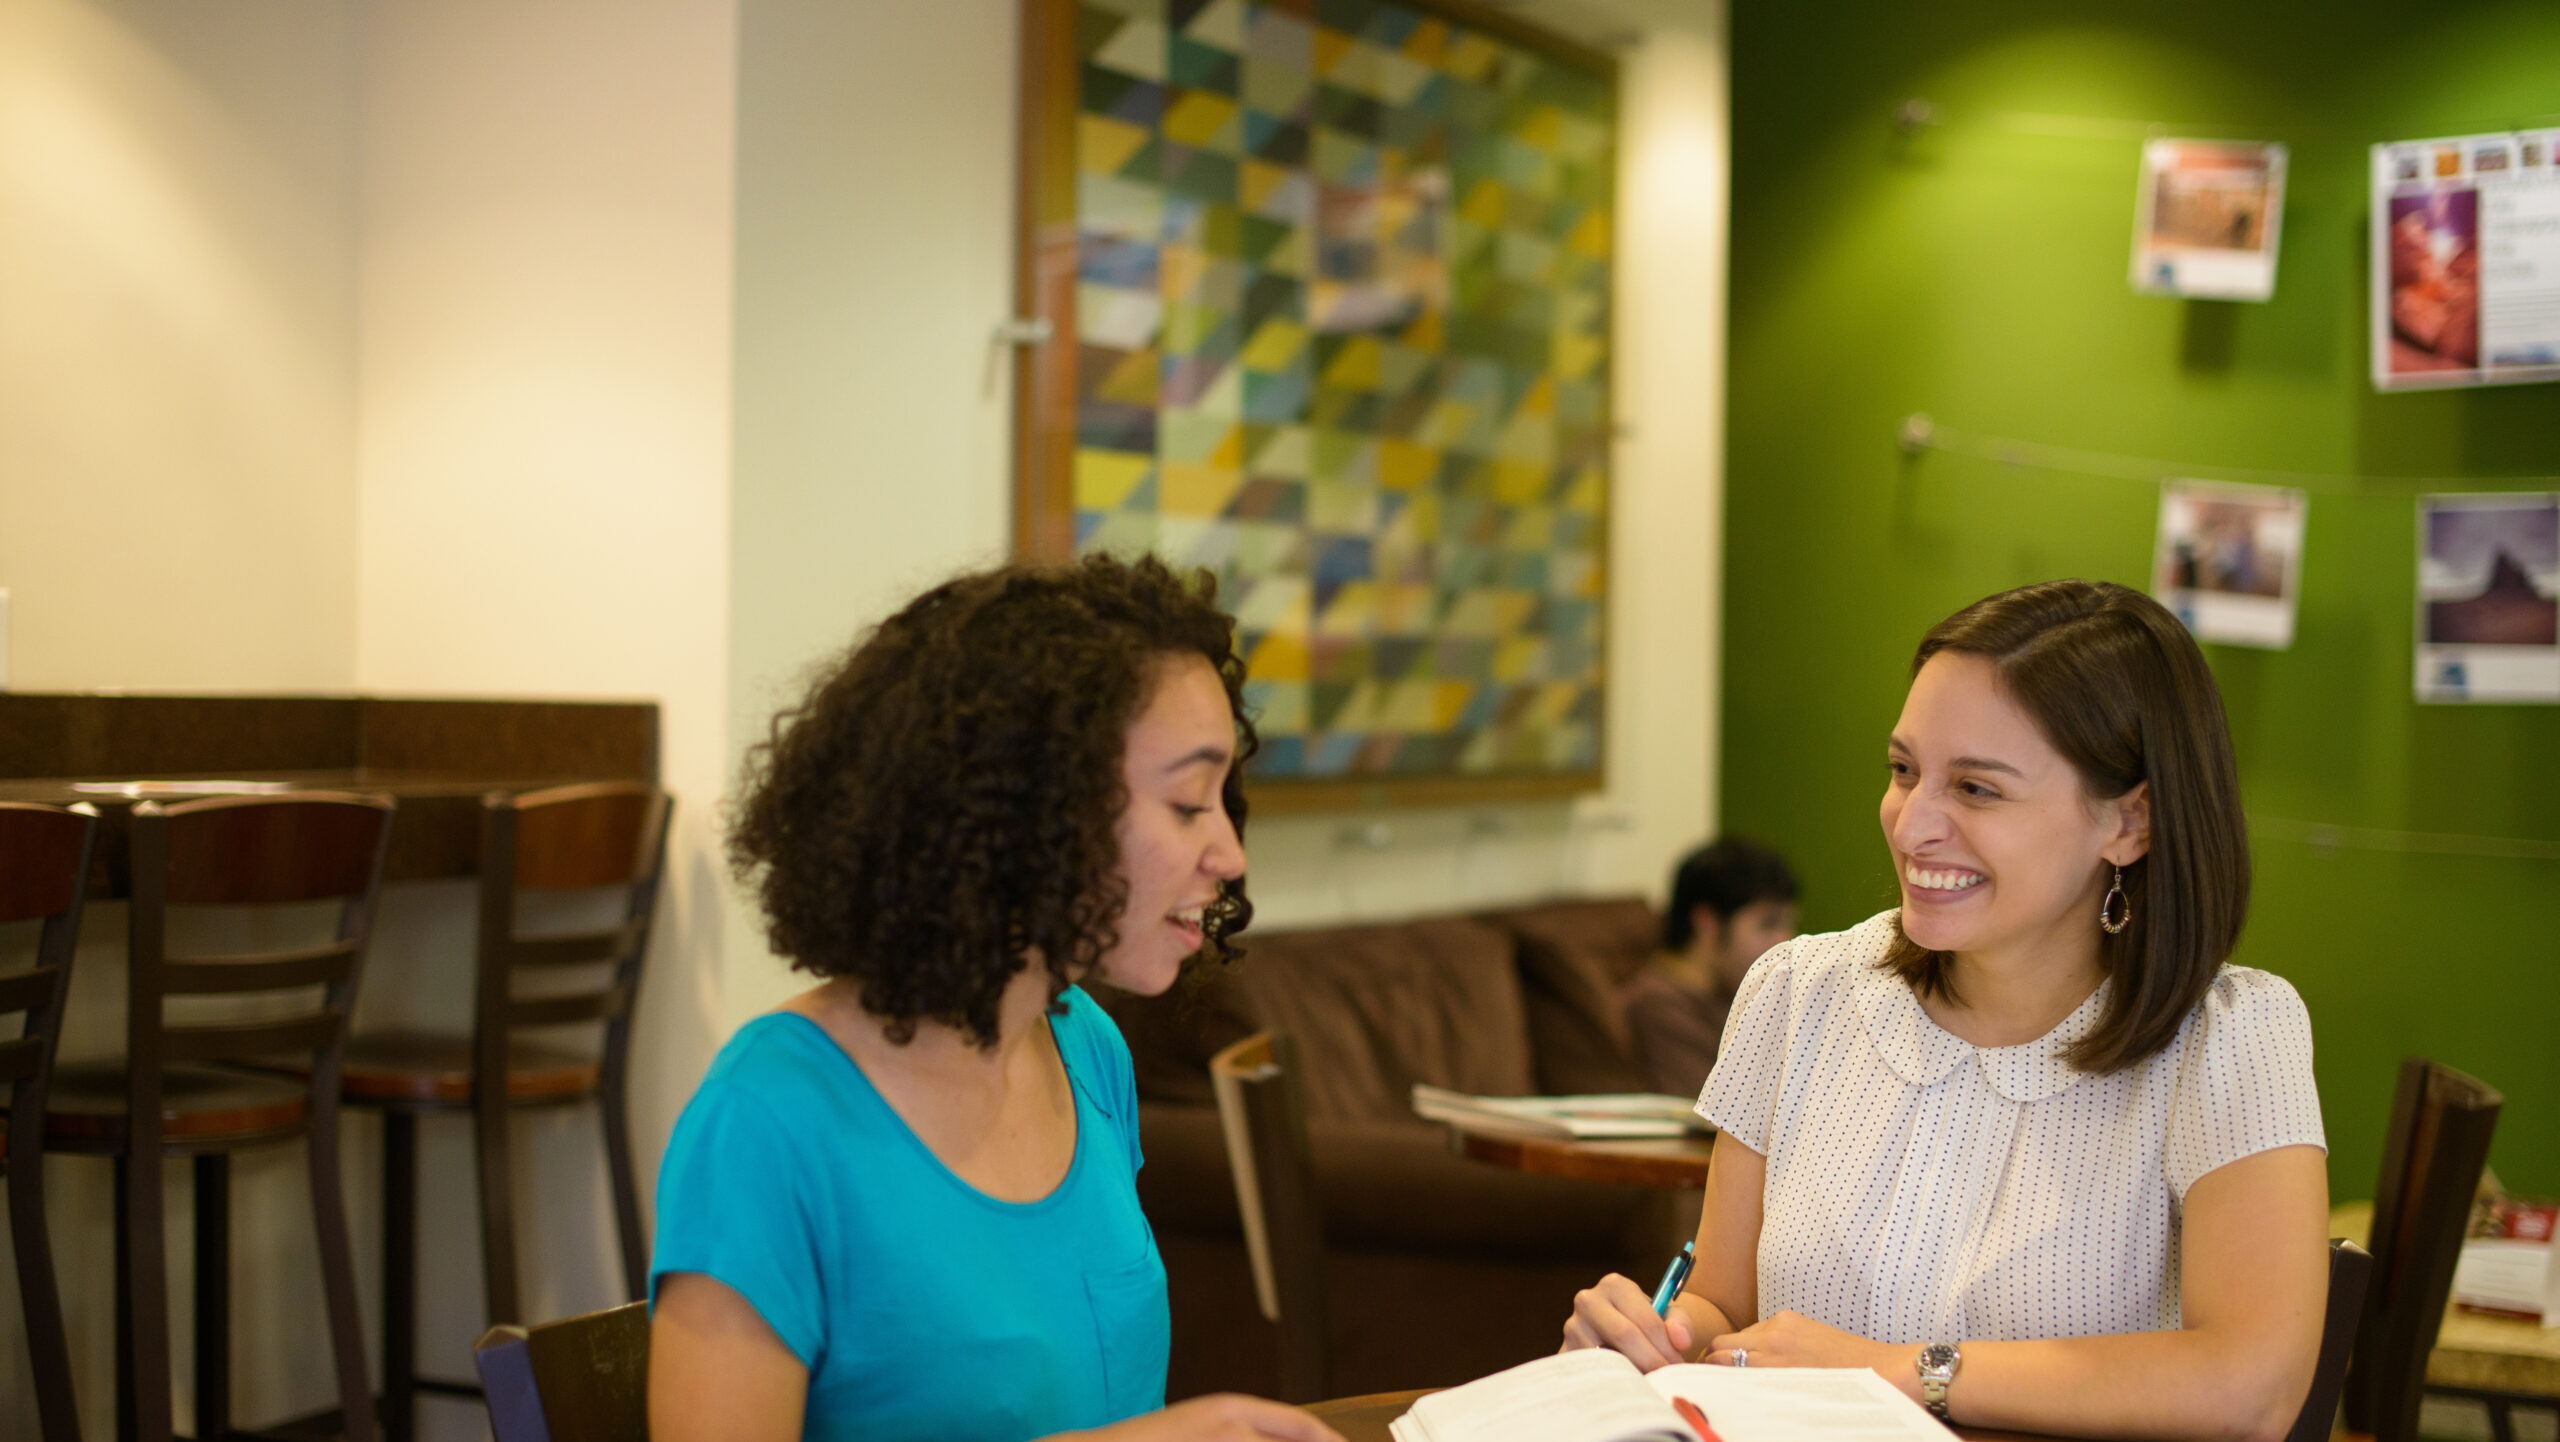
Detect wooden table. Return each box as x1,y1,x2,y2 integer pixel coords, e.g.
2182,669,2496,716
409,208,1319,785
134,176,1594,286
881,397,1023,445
1305,1387,2079,1442
1443,1123,1716,1190
2330,1202,2560,1401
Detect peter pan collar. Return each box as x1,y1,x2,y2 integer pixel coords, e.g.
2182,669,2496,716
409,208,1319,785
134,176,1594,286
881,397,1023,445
1854,963,2109,1104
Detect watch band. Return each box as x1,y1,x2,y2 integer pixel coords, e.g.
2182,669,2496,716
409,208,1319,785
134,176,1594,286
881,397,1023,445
1916,1342,1960,1421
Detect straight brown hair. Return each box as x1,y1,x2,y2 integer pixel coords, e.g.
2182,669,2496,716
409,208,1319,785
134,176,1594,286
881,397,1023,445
1881,579,2249,1073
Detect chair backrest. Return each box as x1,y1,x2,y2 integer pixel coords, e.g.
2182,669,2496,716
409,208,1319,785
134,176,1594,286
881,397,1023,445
473,783,672,1093
2341,1057,2502,1442
2283,1238,2371,1442
474,1299,650,1442
0,804,98,1129
1210,1029,1329,1404
126,793,396,1146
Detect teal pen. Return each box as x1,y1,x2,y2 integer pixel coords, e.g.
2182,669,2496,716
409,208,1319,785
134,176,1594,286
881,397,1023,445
1651,1240,1694,1315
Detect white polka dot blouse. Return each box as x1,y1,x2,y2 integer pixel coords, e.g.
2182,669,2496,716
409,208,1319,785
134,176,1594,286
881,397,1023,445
1698,911,2326,1345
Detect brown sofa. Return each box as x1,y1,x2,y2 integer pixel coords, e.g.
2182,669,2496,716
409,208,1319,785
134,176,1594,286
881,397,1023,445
1098,895,1694,1401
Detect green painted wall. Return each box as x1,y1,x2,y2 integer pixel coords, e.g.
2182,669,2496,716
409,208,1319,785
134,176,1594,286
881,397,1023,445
1721,0,2560,1199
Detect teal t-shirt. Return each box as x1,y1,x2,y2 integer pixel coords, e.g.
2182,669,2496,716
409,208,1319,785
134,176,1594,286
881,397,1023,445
650,986,1169,1442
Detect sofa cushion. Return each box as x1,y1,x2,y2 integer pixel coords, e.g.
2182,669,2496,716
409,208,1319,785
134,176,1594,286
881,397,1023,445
1100,913,1535,1122
1478,896,1659,1095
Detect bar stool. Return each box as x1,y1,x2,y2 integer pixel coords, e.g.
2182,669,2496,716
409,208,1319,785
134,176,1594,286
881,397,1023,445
0,802,99,1442
44,792,393,1442
339,782,670,1442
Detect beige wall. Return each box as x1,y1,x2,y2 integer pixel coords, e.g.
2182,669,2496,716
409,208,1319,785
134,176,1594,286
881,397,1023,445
0,0,358,691
350,2,738,1437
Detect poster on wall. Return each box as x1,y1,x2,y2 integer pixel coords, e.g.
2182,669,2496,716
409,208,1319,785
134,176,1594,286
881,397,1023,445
2152,479,2307,648
2372,132,2560,390
2132,140,2287,301
2414,493,2560,703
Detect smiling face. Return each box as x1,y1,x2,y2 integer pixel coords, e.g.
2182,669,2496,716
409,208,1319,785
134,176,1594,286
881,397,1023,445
1094,653,1247,997
1880,652,2149,969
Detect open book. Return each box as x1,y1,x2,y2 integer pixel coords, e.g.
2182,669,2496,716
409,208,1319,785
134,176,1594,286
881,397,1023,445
1411,1084,1712,1140
1388,1349,1958,1442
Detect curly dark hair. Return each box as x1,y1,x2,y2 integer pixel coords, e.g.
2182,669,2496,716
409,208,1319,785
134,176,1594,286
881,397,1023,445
729,553,1258,1048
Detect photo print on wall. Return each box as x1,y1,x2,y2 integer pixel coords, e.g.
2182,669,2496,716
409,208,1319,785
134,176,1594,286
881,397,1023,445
2131,140,2287,302
2372,131,2560,390
2415,493,2560,703
2153,479,2307,649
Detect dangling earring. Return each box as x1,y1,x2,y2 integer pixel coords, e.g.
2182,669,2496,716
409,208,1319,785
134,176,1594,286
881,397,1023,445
2099,865,2130,935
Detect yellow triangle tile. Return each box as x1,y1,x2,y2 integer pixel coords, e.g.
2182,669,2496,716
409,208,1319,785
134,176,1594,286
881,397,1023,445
1555,332,1605,380
1433,681,1474,731
1160,461,1242,517
1566,208,1612,259
1161,243,1207,299
1251,425,1309,478
1096,347,1161,405
1560,466,1605,513
1519,375,1556,415
1240,317,1307,372
1321,335,1382,389
1075,448,1153,511
1263,225,1311,277
1313,26,1354,75
1381,680,1438,731
1080,114,1151,176
1247,630,1309,683
1399,307,1444,352
1316,582,1377,636
1493,636,1540,682
1403,17,1449,66
1378,439,1438,491
1163,91,1237,149
1493,460,1547,505
1459,179,1507,228
1240,159,1289,213
1518,107,1562,153
1209,424,1246,469
1444,33,1500,81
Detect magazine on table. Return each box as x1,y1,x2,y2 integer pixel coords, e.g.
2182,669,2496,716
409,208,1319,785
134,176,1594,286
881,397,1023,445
1410,1084,1712,1140
1388,1349,1959,1442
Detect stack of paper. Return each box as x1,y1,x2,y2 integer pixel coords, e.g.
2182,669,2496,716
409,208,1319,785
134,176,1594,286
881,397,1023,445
1411,1085,1710,1141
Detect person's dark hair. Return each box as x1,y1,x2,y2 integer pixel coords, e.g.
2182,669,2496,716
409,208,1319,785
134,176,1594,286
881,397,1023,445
1881,579,2248,1073
729,553,1257,1049
1661,838,1799,953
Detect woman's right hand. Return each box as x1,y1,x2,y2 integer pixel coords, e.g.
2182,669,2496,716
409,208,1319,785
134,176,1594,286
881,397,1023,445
1056,1393,1348,1441
1560,1272,1695,1371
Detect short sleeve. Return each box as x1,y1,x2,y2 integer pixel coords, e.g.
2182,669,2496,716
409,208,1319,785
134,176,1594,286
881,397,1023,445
1059,986,1145,1175
2164,968,2327,1199
650,1083,826,1367
1697,941,1798,1153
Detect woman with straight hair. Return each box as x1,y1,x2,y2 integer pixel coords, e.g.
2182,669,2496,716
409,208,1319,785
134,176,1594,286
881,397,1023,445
1563,580,2329,1442
650,554,1341,1442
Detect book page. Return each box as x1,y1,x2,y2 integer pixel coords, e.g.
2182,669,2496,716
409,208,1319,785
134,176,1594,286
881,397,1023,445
1649,1366,1959,1442
1391,1349,1685,1442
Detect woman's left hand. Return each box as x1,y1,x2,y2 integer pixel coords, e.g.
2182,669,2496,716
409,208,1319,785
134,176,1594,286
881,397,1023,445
1704,1311,1910,1387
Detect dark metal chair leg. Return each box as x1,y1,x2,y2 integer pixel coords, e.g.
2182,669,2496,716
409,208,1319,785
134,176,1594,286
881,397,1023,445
383,1110,419,1442
114,1160,136,1442
9,1148,83,1442
124,1146,174,1442
600,1084,647,1301
475,1096,522,1324
309,1099,380,1442
194,1153,230,1442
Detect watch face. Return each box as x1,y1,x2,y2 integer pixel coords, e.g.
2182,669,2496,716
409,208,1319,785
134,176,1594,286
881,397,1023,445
1919,1344,1958,1373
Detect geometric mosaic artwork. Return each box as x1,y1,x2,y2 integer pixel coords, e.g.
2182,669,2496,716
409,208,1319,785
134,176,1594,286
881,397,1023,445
1067,0,1615,784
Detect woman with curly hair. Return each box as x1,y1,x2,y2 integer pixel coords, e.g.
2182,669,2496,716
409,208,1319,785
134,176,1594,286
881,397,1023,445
649,555,1341,1442
1563,580,2329,1442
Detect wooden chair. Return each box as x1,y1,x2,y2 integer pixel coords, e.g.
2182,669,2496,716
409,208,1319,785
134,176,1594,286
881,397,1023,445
340,782,670,1441
0,802,99,1442
1210,1029,1329,1404
2340,1057,2503,1442
473,1300,651,1442
44,792,393,1442
2284,1238,2371,1442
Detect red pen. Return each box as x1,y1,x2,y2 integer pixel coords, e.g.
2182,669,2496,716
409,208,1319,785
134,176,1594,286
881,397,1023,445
1672,1395,1724,1442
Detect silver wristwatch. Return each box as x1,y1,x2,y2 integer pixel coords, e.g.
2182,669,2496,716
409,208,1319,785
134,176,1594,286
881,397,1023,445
1916,1342,1960,1421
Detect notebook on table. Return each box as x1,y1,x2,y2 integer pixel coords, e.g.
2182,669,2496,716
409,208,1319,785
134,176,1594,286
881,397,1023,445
1389,1349,1958,1442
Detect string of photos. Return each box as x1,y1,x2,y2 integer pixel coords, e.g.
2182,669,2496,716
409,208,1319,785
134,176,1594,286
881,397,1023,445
1899,414,2560,706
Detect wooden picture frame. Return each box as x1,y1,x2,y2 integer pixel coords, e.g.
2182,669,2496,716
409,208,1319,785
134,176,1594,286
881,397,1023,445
1015,0,1617,812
